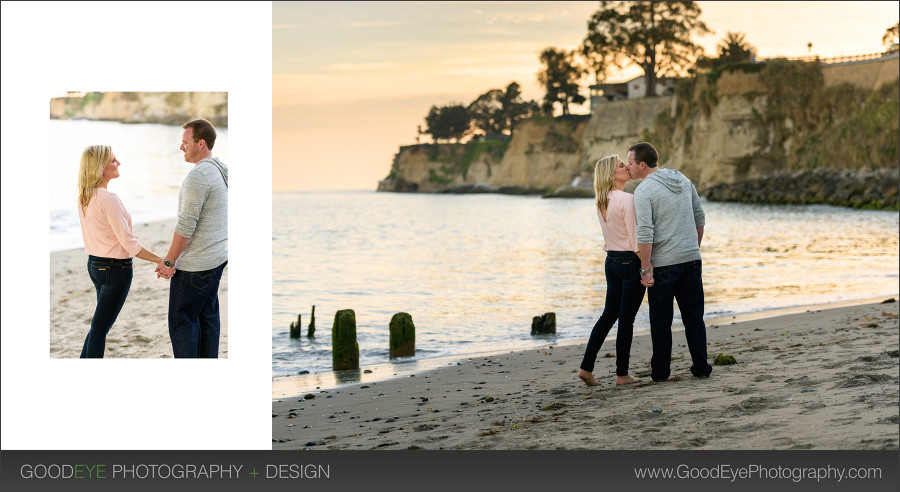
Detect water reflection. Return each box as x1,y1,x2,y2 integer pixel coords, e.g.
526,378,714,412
273,192,899,379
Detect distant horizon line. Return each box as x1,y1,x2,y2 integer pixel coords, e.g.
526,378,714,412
273,188,377,193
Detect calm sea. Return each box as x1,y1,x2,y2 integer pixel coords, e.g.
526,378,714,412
272,191,900,379
49,120,228,251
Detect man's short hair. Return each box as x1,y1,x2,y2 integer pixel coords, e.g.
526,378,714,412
183,119,217,150
628,142,658,168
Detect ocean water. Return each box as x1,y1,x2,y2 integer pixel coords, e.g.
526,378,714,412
272,191,900,378
48,120,228,251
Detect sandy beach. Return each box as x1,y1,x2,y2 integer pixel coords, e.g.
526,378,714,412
49,219,228,358
273,300,898,450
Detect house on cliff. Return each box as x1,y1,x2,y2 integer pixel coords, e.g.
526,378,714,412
589,75,678,113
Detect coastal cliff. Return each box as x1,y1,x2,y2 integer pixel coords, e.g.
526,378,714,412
49,92,228,127
379,55,899,208
379,117,589,194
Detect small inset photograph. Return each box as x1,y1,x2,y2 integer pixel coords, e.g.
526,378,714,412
49,91,229,359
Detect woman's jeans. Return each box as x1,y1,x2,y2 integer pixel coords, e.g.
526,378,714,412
81,256,132,358
580,251,646,376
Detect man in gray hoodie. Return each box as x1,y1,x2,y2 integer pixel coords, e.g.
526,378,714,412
156,119,228,358
627,142,712,382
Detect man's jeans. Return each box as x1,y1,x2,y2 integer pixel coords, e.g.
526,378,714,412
647,260,712,381
580,251,646,376
81,256,133,358
168,261,227,358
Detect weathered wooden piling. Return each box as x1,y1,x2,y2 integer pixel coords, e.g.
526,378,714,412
332,309,359,370
389,312,416,358
289,314,302,338
308,305,316,337
531,312,556,335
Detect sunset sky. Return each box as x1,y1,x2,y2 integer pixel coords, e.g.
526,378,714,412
273,1,899,191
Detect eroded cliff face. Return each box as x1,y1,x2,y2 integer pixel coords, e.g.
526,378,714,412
378,118,588,193
664,55,900,188
49,92,228,127
577,96,673,173
379,55,899,207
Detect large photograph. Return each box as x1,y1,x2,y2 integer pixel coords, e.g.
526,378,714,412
49,92,229,359
272,1,899,450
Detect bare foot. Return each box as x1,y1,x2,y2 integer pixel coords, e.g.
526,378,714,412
616,374,642,385
578,370,600,386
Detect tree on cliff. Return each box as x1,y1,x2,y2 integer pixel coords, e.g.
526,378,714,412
583,1,711,97
883,22,899,49
537,47,586,116
694,31,757,71
468,82,539,136
424,103,471,143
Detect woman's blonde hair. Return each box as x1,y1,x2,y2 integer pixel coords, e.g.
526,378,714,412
593,154,619,215
78,145,112,209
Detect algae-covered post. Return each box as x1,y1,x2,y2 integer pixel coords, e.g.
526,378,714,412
332,309,359,370
289,314,302,338
389,312,416,358
308,305,316,337
531,312,556,335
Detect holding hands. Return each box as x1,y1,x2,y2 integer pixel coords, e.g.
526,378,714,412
640,267,654,288
155,259,176,279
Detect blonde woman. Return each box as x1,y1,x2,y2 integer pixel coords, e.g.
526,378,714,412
578,155,646,386
77,145,165,358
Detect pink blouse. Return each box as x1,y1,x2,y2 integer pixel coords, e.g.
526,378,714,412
597,190,639,253
77,188,143,259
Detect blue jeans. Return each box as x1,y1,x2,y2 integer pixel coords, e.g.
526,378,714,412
168,261,226,358
580,251,646,376
81,256,133,358
647,260,712,381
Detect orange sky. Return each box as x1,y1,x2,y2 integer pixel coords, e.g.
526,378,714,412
274,1,899,191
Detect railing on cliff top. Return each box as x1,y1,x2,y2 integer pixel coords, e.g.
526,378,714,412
758,46,899,65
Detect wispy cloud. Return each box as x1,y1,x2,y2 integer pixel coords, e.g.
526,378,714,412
341,20,409,29
272,23,306,30
325,62,402,72
485,13,552,25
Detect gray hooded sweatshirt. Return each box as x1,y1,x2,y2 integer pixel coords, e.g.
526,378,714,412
633,168,705,268
174,157,228,272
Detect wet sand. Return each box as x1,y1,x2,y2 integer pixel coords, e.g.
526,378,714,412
273,300,899,450
49,219,228,358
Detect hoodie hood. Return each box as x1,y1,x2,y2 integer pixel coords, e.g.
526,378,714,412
199,157,228,187
645,168,685,193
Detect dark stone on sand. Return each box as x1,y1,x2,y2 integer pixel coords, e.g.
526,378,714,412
304,393,316,400
389,312,416,358
364,369,373,373
882,298,896,303
652,406,663,413
298,370,310,375
289,314,302,338
332,309,359,370
714,354,737,365
407,445,424,450
541,402,566,411
305,441,325,447
531,312,556,335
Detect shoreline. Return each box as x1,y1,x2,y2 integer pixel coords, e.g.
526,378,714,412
273,299,899,450
272,295,898,398
49,219,229,358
